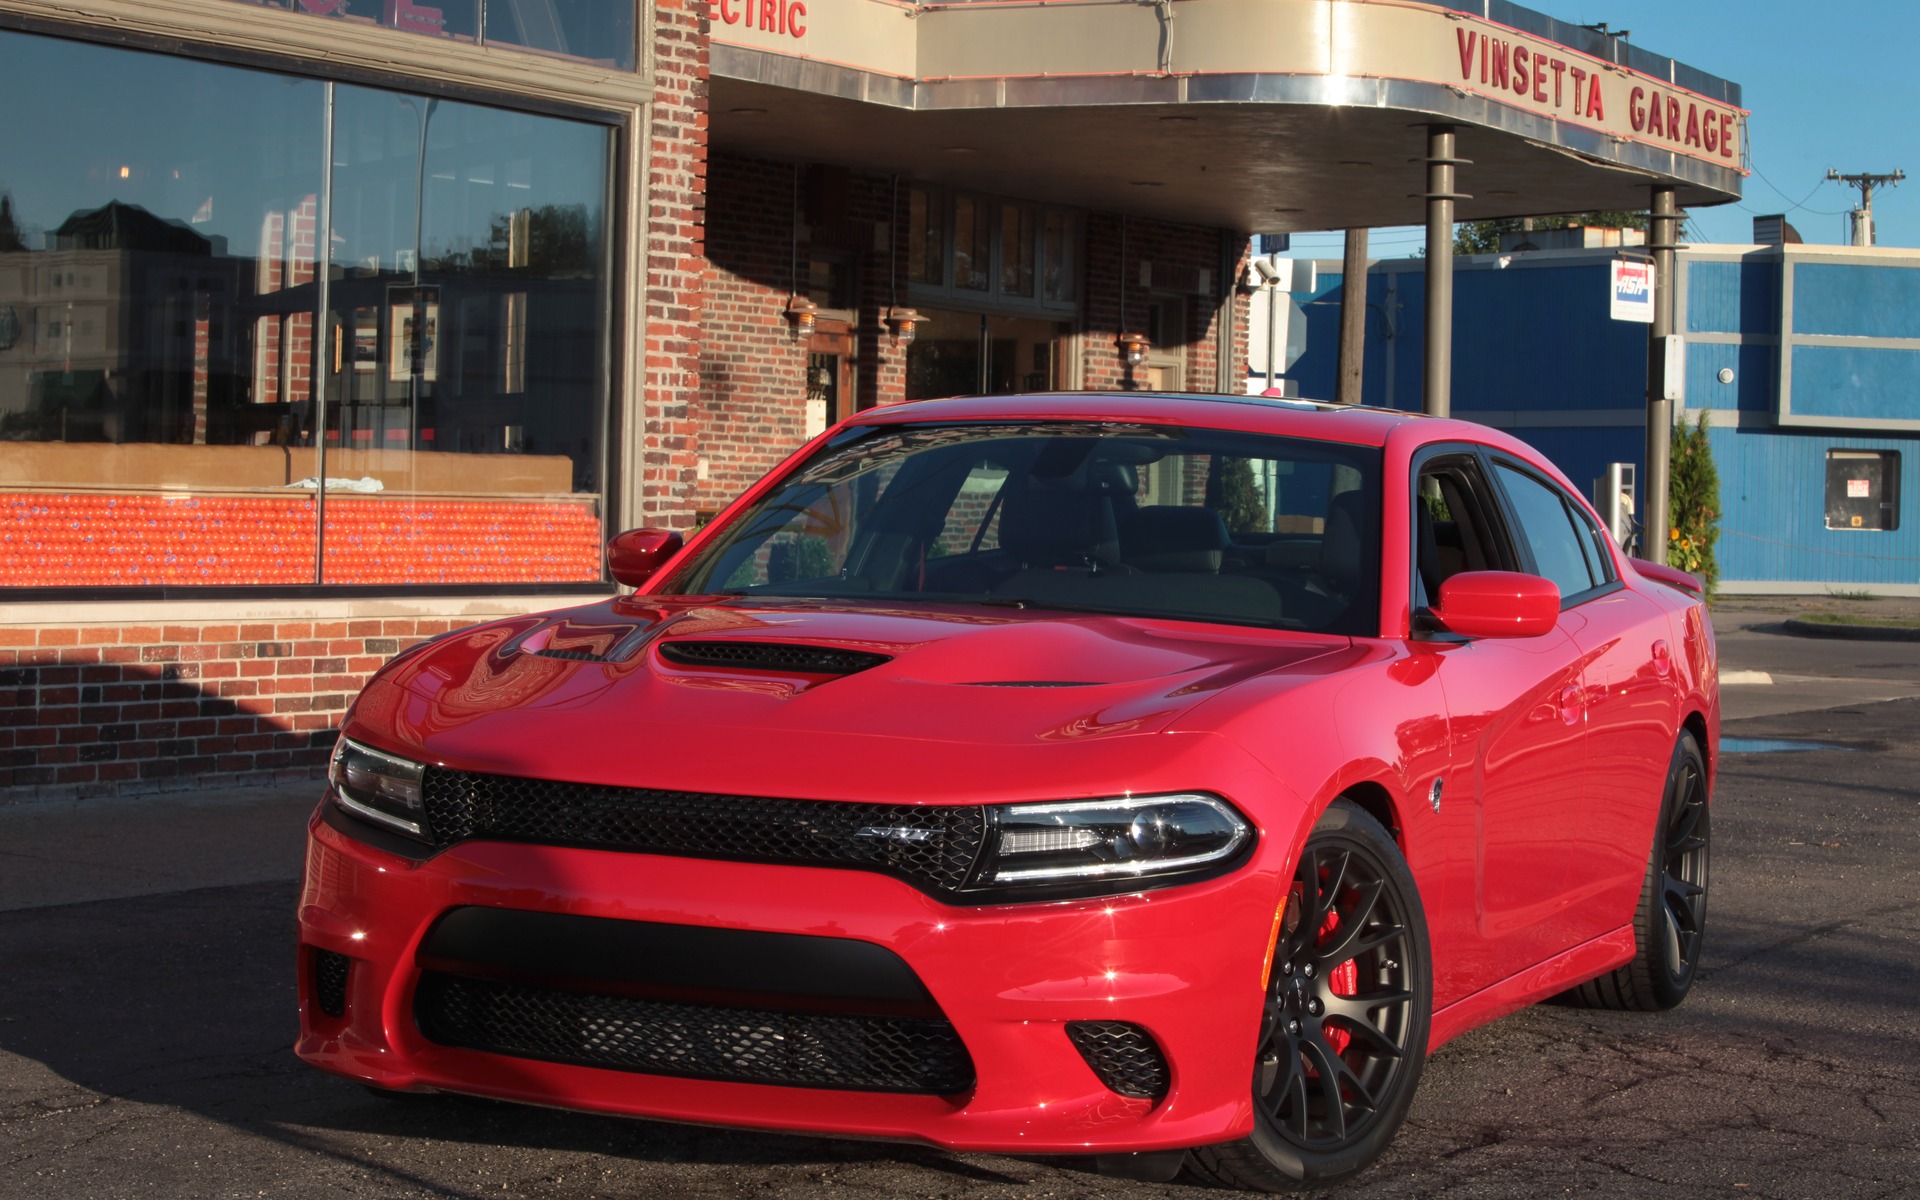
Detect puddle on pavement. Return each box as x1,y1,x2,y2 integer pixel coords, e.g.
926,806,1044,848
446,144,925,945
1722,737,1854,753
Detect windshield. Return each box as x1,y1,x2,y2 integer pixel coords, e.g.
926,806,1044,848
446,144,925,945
662,421,1382,635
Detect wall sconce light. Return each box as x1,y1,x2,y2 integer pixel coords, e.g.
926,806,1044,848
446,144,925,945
1117,332,1151,368
885,306,922,347
784,295,818,341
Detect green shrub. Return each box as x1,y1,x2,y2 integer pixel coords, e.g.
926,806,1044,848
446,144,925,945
1667,411,1720,595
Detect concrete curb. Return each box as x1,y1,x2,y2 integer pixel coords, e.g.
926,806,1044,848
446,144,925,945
1783,617,1920,642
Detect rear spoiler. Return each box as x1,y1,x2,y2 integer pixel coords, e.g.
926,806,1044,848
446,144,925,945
1630,558,1704,597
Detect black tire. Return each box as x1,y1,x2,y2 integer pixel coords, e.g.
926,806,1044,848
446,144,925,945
1568,730,1711,1011
1186,800,1433,1191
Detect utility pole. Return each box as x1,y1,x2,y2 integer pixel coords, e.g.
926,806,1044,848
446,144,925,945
1337,228,1367,404
1827,168,1905,246
1643,187,1678,566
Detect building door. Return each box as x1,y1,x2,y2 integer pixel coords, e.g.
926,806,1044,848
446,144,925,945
806,320,854,437
906,309,1068,399
1142,296,1186,391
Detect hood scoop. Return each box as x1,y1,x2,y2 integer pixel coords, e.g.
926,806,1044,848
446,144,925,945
657,640,892,676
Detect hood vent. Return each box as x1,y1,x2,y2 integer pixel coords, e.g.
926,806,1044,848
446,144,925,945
658,640,891,676
531,646,610,662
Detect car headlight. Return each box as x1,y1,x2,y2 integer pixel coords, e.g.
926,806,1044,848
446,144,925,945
327,736,429,842
972,793,1251,897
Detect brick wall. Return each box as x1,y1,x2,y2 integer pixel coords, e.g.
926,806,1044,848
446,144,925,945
1082,213,1241,393
697,155,813,514
0,619,463,804
638,0,712,530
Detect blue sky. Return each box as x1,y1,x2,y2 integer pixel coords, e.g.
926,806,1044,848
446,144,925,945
1286,0,1920,258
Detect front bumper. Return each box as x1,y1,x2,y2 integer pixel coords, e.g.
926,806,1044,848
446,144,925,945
295,805,1284,1153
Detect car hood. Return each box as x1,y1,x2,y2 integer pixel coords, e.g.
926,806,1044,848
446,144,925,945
351,597,1356,796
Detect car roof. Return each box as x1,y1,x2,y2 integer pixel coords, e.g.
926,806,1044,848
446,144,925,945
847,392,1434,449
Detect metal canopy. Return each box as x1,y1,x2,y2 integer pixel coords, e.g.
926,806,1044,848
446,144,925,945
707,0,1745,234
711,77,1736,233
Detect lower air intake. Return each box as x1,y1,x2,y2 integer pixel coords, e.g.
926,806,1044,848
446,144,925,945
1067,1020,1170,1101
313,948,350,1018
415,973,976,1095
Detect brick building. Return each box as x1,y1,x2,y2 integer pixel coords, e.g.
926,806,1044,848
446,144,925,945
0,0,1743,802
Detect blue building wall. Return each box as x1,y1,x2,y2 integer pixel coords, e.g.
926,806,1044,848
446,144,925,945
1275,245,1920,593
1288,255,1652,515
1690,249,1920,590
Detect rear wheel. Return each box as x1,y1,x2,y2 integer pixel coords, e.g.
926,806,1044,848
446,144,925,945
1186,800,1432,1191
1568,730,1710,1011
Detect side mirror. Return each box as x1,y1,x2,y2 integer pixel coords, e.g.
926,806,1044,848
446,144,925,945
607,528,684,589
1430,570,1560,639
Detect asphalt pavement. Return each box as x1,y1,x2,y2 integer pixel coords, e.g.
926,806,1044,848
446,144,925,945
2,600,1917,1199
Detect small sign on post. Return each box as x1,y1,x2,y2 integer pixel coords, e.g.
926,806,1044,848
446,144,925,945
1610,259,1655,323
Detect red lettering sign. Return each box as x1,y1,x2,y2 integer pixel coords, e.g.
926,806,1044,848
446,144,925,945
1444,25,1733,158
719,0,738,23
788,1,807,37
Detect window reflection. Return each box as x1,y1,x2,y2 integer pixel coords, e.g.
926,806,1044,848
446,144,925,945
953,196,989,292
228,0,634,69
0,30,612,589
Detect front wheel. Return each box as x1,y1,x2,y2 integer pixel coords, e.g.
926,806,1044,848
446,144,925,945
1568,730,1711,1010
1186,800,1433,1191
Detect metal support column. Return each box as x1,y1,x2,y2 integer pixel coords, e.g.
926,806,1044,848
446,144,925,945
1421,126,1469,418
1338,228,1368,405
1644,186,1679,565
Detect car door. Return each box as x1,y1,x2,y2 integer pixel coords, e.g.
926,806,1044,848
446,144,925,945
1489,457,1677,936
1411,450,1592,1001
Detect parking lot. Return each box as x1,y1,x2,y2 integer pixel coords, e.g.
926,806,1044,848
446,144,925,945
3,606,1918,1199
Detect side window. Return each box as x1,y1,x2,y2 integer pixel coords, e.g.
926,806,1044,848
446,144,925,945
1493,462,1599,603
1413,455,1511,609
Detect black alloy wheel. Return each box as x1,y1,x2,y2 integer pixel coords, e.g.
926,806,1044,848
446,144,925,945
1187,800,1432,1190
1570,730,1711,1011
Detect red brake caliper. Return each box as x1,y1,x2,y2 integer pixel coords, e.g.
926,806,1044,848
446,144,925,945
1317,907,1358,1056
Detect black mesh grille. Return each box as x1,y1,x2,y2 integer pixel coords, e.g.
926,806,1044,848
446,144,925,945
313,948,350,1018
419,768,988,896
415,972,975,1094
657,640,891,675
1067,1021,1169,1101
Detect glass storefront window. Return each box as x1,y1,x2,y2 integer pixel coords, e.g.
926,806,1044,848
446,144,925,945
910,186,1077,313
1043,210,1074,302
1001,206,1035,298
0,30,613,590
906,310,1066,401
908,187,944,286
228,0,634,70
953,196,990,292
